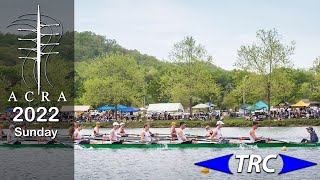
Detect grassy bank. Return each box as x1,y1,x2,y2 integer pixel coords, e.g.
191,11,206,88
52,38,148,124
3,117,319,129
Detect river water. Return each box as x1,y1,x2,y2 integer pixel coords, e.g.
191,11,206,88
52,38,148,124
75,127,320,180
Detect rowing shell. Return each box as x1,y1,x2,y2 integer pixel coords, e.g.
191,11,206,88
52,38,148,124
80,142,320,149
0,143,72,148
0,142,318,149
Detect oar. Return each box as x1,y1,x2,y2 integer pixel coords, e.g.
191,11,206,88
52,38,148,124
196,138,216,142
185,135,251,141
55,140,74,147
225,137,250,140
268,138,293,143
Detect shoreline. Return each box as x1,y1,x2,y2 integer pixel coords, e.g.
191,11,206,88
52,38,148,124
1,118,319,129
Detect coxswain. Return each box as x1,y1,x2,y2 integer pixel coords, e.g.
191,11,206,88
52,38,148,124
249,121,264,142
177,122,192,144
205,125,213,137
170,122,177,139
141,123,157,143
73,124,90,144
301,127,318,143
93,122,104,137
209,121,229,143
0,124,6,138
119,122,127,137
109,122,123,144
7,125,21,144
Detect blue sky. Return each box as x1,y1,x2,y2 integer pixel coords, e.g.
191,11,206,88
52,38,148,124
75,0,320,70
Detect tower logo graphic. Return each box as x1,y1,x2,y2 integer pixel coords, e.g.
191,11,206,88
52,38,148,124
7,5,62,95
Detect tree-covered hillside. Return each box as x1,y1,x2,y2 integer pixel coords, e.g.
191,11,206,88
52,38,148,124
0,30,319,111
74,31,320,110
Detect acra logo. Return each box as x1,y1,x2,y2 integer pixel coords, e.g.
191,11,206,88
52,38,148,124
195,154,317,175
6,5,67,123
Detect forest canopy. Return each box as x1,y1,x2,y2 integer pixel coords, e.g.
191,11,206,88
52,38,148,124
0,30,319,110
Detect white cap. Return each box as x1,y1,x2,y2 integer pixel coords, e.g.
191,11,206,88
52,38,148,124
113,122,120,126
120,122,125,126
216,121,224,125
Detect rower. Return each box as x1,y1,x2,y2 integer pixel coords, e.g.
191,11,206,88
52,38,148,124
73,124,90,144
177,122,192,144
141,123,157,143
7,125,21,144
301,127,318,143
249,121,264,142
0,124,6,138
68,123,76,138
119,122,127,137
170,122,177,138
205,125,213,137
93,122,104,137
20,123,27,141
109,122,123,144
209,121,229,143
44,123,56,144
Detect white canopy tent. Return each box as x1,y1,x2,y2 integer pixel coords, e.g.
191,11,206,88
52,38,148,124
60,105,92,112
147,103,184,112
193,103,210,109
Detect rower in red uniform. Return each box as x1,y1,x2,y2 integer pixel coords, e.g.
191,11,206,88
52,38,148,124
93,122,104,137
68,123,77,138
0,124,6,138
205,125,213,137
119,122,127,137
170,122,177,140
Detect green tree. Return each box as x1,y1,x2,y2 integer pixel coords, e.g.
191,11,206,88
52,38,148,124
235,29,295,113
269,68,294,104
167,36,219,113
0,75,12,110
77,53,144,109
74,31,123,61
312,56,320,73
223,73,265,108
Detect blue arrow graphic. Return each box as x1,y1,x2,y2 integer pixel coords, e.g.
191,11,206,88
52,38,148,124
279,154,317,174
195,154,233,174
